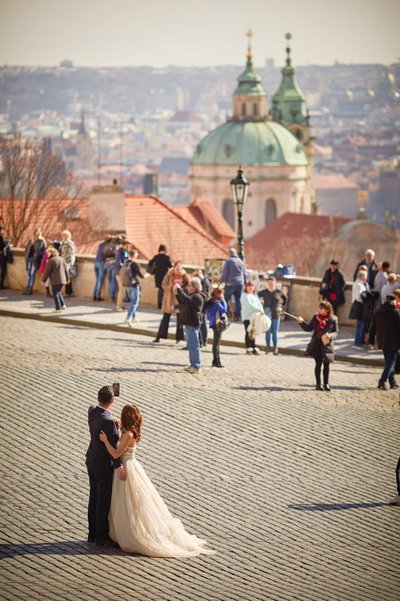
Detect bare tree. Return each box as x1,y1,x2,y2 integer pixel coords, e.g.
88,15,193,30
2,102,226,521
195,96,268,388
0,134,83,245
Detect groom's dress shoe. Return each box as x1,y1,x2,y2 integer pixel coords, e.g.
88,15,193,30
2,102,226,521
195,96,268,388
95,537,119,548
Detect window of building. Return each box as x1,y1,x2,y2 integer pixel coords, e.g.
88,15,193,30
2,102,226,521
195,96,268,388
222,199,235,229
253,103,258,117
265,198,277,226
242,103,246,116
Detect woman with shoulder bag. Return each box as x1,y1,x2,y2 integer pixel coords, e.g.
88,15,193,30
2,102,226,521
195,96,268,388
297,300,338,391
206,287,228,368
60,229,76,297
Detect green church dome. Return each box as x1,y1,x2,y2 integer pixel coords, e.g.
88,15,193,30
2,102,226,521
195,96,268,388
192,120,307,166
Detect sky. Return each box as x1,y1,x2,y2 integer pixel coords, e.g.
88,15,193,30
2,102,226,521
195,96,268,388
0,0,398,68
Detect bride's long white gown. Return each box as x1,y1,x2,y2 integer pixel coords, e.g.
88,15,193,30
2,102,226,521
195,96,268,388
109,445,213,557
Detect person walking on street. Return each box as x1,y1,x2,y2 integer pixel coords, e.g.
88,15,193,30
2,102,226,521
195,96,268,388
353,249,378,289
368,294,400,390
319,259,346,316
241,282,264,355
221,248,246,321
206,287,228,368
42,246,70,311
148,244,172,309
258,276,287,355
297,300,338,391
174,277,204,374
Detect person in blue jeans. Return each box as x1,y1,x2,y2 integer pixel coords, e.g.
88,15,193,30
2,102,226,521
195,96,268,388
258,276,287,355
24,227,46,295
93,238,109,301
125,250,148,326
174,277,204,374
221,248,246,321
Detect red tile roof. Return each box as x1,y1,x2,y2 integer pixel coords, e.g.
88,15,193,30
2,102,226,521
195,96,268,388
1,194,231,266
124,195,228,264
245,212,351,272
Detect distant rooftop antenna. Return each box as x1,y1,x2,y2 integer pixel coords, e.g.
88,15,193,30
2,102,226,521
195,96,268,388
97,117,101,185
119,122,123,188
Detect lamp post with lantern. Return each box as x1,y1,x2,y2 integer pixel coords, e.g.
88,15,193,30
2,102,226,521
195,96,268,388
230,166,250,262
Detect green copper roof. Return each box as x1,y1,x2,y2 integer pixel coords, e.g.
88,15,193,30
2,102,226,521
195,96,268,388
271,47,308,125
233,58,266,97
192,120,307,166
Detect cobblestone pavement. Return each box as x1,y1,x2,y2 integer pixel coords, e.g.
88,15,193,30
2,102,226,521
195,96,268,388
0,315,399,601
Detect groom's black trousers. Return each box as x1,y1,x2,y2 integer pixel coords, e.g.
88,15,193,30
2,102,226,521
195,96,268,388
87,466,113,542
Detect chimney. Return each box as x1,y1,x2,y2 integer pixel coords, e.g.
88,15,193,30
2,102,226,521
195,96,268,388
89,184,125,232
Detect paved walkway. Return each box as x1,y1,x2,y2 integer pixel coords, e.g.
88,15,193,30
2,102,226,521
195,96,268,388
0,291,385,366
0,294,399,600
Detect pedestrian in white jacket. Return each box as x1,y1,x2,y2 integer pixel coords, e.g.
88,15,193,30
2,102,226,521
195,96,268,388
240,282,265,355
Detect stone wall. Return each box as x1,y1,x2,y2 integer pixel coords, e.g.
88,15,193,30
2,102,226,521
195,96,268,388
5,249,355,324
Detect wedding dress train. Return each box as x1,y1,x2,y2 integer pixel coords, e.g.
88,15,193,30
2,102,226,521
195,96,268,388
109,446,213,557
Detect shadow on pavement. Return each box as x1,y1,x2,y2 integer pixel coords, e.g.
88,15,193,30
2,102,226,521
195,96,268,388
288,501,392,511
0,541,126,558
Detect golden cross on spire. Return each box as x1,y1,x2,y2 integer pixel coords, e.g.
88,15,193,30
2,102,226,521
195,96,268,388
246,28,253,61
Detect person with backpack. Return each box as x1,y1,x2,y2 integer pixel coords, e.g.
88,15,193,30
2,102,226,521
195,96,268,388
121,250,149,326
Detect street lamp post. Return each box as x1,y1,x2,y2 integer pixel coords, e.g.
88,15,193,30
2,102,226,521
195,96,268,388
230,166,250,262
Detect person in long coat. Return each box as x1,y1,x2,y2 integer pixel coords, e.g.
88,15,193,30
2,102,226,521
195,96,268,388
319,259,346,315
153,262,186,342
297,300,338,391
42,246,70,311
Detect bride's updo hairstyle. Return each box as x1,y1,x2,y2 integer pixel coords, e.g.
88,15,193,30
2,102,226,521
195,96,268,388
121,404,142,442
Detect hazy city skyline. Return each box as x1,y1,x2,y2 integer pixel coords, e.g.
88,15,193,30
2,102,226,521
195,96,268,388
0,0,399,68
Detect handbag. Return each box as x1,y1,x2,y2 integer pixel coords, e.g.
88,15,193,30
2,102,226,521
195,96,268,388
215,312,230,333
69,262,78,278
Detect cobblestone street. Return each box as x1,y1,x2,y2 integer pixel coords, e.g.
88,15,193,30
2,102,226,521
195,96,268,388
0,314,399,600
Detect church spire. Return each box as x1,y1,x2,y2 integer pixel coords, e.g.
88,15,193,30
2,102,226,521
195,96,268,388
231,31,268,122
271,33,311,157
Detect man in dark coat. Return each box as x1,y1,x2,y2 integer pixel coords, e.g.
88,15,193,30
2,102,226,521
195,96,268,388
85,386,126,546
320,259,346,315
353,249,378,289
148,244,172,309
368,295,400,390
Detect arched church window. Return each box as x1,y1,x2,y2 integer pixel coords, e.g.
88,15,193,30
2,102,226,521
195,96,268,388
242,103,246,116
253,103,258,117
265,198,277,226
222,199,235,229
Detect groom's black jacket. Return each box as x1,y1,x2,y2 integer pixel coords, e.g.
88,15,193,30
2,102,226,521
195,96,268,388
85,405,122,473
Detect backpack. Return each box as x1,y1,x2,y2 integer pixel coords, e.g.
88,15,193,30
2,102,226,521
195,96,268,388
119,261,133,287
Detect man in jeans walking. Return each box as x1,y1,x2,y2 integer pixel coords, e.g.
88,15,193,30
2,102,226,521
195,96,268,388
174,277,204,374
221,248,246,321
368,294,400,390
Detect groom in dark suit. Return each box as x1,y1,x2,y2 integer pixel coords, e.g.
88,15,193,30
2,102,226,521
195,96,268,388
86,385,126,546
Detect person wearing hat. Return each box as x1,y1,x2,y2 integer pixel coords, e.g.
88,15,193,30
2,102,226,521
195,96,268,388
368,294,400,390
319,259,346,316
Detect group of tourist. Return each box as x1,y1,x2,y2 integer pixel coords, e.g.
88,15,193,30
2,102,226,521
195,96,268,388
20,227,76,311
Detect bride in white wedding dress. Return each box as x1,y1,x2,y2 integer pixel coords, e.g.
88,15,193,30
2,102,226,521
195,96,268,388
99,404,213,557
